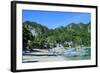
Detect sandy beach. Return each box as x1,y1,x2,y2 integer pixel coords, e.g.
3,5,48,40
22,55,68,63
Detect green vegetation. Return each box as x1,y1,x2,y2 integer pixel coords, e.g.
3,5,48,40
23,21,91,51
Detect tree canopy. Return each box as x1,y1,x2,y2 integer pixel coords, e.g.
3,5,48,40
23,21,91,50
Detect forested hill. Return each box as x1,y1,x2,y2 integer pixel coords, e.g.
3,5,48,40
23,21,91,50
23,21,49,36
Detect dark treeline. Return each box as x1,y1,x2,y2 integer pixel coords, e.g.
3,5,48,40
23,21,91,51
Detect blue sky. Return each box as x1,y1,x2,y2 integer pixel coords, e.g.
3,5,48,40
22,10,91,29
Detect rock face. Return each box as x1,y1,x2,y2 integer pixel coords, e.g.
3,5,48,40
30,28,38,36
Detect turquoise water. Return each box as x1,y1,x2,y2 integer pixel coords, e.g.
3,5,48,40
63,47,91,60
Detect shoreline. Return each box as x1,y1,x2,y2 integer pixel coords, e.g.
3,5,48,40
22,47,91,63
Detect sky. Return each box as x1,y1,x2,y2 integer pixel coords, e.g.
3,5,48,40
22,10,91,29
